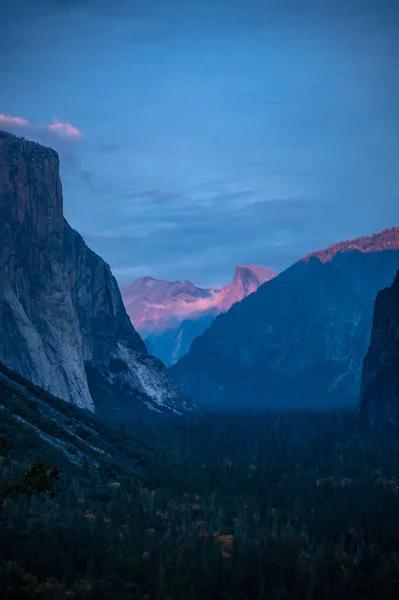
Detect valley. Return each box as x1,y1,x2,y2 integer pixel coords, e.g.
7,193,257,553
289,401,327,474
1,2,399,591
3,405,399,599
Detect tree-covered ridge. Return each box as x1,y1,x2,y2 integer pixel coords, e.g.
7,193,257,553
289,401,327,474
2,409,399,599
303,226,399,263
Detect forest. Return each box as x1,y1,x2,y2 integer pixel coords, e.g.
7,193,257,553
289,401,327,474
2,407,399,599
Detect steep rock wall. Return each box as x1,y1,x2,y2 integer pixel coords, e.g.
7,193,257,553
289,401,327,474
0,131,193,417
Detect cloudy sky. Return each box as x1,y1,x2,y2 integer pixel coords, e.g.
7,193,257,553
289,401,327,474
1,0,399,287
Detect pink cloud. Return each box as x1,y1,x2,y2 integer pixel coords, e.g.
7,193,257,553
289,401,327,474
148,293,220,318
48,118,84,139
0,111,84,144
0,113,29,126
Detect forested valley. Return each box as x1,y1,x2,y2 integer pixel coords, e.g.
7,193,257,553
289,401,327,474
2,409,399,600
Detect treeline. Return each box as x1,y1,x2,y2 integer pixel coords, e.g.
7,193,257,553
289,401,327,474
2,410,399,599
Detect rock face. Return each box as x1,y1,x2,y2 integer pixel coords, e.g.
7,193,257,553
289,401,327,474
0,131,194,418
215,265,276,313
170,228,399,409
123,265,276,366
360,270,399,422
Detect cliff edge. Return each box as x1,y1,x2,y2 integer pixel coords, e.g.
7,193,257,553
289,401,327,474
0,131,194,417
361,270,399,422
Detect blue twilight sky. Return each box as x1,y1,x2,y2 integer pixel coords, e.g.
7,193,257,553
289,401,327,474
1,0,399,287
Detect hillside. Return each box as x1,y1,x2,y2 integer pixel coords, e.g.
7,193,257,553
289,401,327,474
171,228,399,409
0,361,160,478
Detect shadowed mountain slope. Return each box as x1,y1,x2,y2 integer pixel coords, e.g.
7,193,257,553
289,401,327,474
171,228,399,409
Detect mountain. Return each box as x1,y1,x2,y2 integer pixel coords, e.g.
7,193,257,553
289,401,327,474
170,228,399,409
120,277,218,336
126,265,276,366
360,269,399,422
0,131,194,419
121,265,275,336
216,265,276,312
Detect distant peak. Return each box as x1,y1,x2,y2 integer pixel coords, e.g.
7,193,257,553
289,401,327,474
233,264,276,283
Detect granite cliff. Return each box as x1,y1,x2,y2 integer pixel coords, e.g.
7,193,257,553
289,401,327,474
216,265,276,312
171,228,399,409
0,131,194,418
361,270,399,422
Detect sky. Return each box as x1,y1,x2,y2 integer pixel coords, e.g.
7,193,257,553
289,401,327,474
1,0,399,288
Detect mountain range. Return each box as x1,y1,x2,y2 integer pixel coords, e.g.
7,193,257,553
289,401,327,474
1,130,398,424
170,227,399,409
121,265,276,365
0,131,194,420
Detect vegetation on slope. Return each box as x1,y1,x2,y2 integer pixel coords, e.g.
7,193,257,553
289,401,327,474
2,402,399,599
0,361,162,479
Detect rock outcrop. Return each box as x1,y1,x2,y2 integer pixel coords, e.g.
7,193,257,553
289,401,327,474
360,270,399,422
171,229,399,409
0,131,194,418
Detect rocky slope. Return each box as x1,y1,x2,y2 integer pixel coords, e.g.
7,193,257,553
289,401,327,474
123,265,276,366
170,228,399,409
360,270,399,422
0,360,149,474
0,131,194,418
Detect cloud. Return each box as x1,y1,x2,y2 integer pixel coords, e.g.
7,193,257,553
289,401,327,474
0,111,84,147
139,292,221,319
0,111,93,193
2,0,397,289
82,188,321,287
0,113,29,127
48,118,84,139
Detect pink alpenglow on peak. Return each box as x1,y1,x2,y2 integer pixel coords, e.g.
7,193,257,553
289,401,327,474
120,265,277,336
120,277,219,335
215,265,276,312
